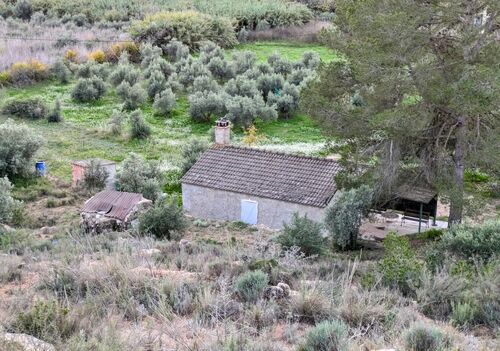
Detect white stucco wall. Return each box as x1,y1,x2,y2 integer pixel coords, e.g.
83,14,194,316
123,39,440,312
182,183,326,229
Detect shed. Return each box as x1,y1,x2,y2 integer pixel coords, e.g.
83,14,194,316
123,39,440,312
72,159,116,190
181,144,341,229
81,190,152,233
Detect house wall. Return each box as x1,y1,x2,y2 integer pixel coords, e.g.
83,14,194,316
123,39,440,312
182,183,326,229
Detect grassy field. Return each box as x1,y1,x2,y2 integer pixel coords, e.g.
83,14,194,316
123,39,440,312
0,42,336,180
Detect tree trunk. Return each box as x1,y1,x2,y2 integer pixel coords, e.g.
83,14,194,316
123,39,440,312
448,115,466,227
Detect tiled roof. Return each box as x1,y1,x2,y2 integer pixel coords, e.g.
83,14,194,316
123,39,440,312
181,145,341,207
396,185,437,204
82,190,149,221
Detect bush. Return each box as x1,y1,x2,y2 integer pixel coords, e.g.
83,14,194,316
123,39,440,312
235,270,269,302
130,11,238,51
232,51,256,75
192,75,220,93
324,185,372,250
87,49,106,63
177,60,210,87
139,197,186,240
404,324,450,351
440,220,500,261
129,110,151,139
225,94,277,127
0,176,21,224
51,60,71,83
277,213,324,256
180,139,208,175
153,89,176,116
14,0,32,20
109,61,140,86
81,159,109,194
75,61,110,80
147,69,168,99
380,233,422,295
2,97,48,119
288,68,314,86
105,41,140,64
267,82,300,118
199,41,224,64
108,109,125,135
116,82,147,110
64,49,78,63
268,53,293,76
0,119,44,178
71,77,106,102
116,153,162,200
225,76,260,98
188,91,226,122
207,57,234,81
7,59,48,86
256,73,284,100
47,99,63,123
163,39,190,63
302,51,321,70
299,320,348,351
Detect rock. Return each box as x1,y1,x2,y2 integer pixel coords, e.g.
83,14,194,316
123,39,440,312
40,226,57,235
264,286,285,299
277,282,291,297
0,333,55,351
179,239,192,249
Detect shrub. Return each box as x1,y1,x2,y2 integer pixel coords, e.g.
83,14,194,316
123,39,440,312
177,60,210,87
81,159,109,193
267,82,300,118
115,153,161,199
109,61,141,86
440,220,500,261
7,59,48,86
116,82,147,110
180,139,208,175
163,38,190,63
225,76,260,98
0,176,21,224
139,197,186,240
224,94,277,127
51,60,71,83
130,11,237,50
324,186,372,250
199,41,224,64
299,320,348,351
207,57,234,81
268,54,293,76
302,51,321,70
71,77,106,102
2,97,48,119
129,110,151,139
188,91,226,122
235,270,269,302
0,119,44,178
75,61,110,79
232,51,256,75
288,68,314,86
153,89,176,116
88,49,106,63
108,109,125,135
64,49,78,63
14,0,32,20
291,289,330,324
256,74,284,100
404,324,450,351
277,213,324,256
47,99,63,123
147,69,168,99
192,75,220,93
105,41,140,64
380,233,422,295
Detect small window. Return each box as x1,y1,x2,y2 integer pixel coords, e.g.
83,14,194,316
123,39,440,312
240,200,258,225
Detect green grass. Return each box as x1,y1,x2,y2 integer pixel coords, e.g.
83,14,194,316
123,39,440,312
0,42,330,180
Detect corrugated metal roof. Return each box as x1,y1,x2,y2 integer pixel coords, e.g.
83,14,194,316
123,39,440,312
181,145,341,208
82,190,148,221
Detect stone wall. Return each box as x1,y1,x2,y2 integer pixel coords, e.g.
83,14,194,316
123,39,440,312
182,183,326,229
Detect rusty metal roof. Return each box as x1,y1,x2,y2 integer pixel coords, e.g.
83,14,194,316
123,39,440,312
72,159,116,167
181,145,341,208
82,190,149,221
396,185,437,204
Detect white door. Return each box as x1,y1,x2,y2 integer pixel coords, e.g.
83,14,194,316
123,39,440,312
241,200,258,225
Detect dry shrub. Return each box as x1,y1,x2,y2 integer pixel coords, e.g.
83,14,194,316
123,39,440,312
87,49,106,63
6,59,48,86
105,41,140,63
290,288,331,324
64,49,79,63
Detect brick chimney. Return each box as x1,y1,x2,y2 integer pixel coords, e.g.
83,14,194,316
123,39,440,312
214,118,230,145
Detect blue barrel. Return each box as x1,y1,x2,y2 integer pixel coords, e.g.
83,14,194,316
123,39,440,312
35,161,46,177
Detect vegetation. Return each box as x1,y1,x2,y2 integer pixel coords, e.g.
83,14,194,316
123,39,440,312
0,176,20,224
303,0,499,226
299,319,348,351
235,270,269,302
2,97,48,119
115,153,161,201
81,159,109,194
139,197,186,240
277,212,324,256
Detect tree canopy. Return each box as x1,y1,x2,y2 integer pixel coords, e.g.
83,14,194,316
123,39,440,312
303,0,499,225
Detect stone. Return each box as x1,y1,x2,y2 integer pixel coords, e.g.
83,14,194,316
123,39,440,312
277,282,291,297
0,333,55,351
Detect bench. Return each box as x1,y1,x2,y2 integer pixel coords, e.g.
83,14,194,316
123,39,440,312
401,209,430,227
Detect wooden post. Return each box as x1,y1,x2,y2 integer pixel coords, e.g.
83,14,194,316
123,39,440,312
418,202,423,234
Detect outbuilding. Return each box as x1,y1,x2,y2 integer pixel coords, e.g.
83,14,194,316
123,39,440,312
81,190,152,233
181,119,341,229
72,159,117,190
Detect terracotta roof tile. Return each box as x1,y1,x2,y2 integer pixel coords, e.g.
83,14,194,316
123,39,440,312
181,145,341,208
